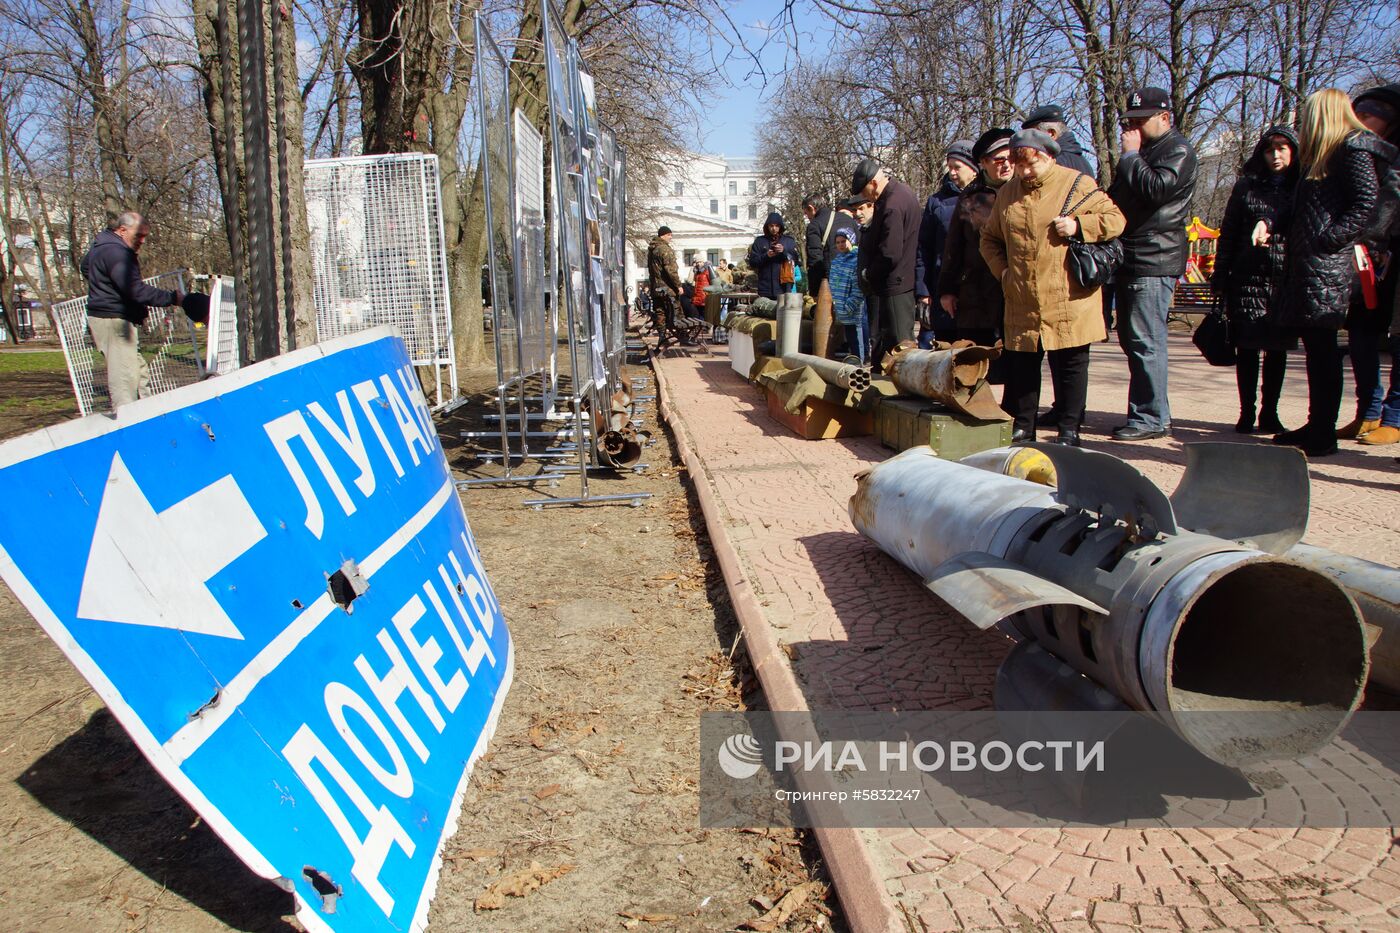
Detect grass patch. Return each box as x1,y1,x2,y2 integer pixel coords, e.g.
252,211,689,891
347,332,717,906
0,394,76,414
0,350,68,374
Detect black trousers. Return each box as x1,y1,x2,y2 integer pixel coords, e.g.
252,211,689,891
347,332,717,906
1002,343,1091,434
1300,327,1343,441
872,291,917,362
1236,348,1287,417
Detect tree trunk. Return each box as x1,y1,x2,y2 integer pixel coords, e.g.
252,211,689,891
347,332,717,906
193,0,316,362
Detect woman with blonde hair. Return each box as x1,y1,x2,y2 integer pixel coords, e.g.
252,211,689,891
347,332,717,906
981,129,1126,445
1266,88,1396,456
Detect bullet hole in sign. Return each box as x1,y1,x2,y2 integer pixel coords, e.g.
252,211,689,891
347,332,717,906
290,599,303,610
326,559,369,612
188,689,222,721
302,866,343,914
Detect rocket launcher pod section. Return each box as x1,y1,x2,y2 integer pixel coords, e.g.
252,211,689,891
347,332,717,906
850,445,1370,767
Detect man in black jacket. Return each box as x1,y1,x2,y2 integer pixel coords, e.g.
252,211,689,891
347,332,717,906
851,157,920,363
917,140,976,345
1022,105,1095,178
801,192,837,298
82,211,184,411
1107,86,1198,441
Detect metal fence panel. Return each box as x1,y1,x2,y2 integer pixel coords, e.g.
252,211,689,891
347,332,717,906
303,154,456,394
52,271,201,416
476,26,521,384
513,109,550,379
205,275,241,375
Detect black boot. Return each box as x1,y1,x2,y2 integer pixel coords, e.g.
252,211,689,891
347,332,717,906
1258,351,1287,434
1272,424,1311,447
1235,352,1259,434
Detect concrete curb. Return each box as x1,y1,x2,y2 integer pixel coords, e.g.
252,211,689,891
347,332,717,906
650,349,904,933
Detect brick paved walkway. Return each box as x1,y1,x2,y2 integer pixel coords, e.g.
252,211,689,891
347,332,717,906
654,335,1400,932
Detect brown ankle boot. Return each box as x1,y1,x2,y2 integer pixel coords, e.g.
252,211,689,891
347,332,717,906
1360,426,1400,446
1337,417,1380,439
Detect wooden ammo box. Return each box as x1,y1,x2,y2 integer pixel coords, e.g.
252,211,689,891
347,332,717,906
875,398,1011,458
765,388,873,439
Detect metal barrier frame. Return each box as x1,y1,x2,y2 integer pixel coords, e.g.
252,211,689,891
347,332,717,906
52,271,203,416
303,152,458,407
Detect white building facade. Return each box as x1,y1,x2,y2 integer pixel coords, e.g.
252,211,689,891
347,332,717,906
625,153,785,289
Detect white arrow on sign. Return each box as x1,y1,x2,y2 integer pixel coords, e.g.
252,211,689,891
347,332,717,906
76,452,267,639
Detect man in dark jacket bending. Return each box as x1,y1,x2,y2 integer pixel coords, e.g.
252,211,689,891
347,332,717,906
851,157,920,364
801,192,837,298
1107,86,1198,441
82,211,184,411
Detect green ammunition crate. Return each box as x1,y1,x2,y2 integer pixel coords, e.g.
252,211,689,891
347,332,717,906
874,398,1012,459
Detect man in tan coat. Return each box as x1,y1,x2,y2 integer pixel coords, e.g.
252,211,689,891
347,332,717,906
981,129,1125,445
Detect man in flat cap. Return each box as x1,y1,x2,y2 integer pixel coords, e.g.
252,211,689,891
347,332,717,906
1022,104,1095,177
851,157,921,365
1106,85,1198,441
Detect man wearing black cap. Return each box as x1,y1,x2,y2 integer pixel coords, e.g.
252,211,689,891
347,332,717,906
1022,105,1094,177
851,157,921,363
646,225,686,344
917,140,977,345
1106,86,1198,441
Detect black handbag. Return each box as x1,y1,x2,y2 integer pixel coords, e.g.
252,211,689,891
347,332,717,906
1192,297,1237,366
1059,175,1124,288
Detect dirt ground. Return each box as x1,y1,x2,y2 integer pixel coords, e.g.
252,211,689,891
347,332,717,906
0,343,845,932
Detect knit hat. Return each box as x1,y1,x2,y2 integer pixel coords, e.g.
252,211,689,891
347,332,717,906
657,225,672,237
972,128,1015,162
181,291,211,325
945,139,977,170
1009,128,1060,158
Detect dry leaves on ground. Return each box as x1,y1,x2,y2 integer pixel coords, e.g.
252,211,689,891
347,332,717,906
618,910,680,927
474,861,576,911
739,881,825,931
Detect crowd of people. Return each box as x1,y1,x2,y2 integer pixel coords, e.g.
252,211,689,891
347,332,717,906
645,81,1399,457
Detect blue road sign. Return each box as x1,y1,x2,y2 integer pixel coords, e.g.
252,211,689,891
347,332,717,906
0,328,512,932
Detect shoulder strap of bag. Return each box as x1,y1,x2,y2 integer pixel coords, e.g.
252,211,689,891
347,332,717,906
821,211,836,248
1058,174,1083,216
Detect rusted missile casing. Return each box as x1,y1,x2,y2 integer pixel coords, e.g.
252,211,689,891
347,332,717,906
811,280,834,359
882,342,1010,422
850,446,1369,766
596,429,642,468
780,353,871,391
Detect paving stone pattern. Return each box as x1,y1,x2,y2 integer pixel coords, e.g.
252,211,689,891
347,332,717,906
655,336,1400,932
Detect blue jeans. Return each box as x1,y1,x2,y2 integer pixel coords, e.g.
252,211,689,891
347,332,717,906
1350,329,1400,427
1116,275,1176,430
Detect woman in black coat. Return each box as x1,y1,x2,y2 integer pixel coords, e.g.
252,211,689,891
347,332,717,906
1268,89,1395,457
1212,126,1299,434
